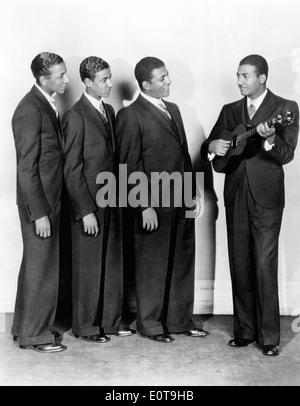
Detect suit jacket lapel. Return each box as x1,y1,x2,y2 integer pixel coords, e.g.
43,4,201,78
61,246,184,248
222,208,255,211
80,95,113,152
164,101,185,145
31,86,63,147
138,95,182,144
104,103,116,152
232,98,247,126
250,90,278,127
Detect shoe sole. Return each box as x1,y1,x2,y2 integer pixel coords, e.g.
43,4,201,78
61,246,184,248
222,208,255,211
185,334,210,338
148,338,175,344
262,352,280,357
75,337,111,344
115,332,136,337
20,345,67,353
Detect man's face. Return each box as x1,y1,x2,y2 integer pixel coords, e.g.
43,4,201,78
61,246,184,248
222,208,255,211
43,63,69,95
237,64,266,100
86,68,113,100
146,66,172,99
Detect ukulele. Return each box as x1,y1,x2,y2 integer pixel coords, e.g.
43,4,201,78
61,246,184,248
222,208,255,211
212,111,295,173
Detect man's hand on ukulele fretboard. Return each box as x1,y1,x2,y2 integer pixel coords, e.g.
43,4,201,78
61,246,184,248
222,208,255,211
257,122,276,144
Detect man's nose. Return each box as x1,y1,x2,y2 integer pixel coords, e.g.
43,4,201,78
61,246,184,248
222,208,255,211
237,76,243,86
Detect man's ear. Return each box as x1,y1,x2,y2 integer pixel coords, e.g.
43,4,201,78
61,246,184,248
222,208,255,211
142,80,151,92
259,74,267,84
84,78,93,88
39,75,48,86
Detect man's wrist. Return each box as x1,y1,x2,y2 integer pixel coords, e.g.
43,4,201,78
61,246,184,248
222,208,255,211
266,134,276,145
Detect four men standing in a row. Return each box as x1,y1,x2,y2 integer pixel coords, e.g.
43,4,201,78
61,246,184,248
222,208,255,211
11,52,298,357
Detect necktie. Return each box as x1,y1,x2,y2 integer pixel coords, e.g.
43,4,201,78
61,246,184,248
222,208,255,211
158,99,172,120
248,102,256,119
50,98,59,118
99,101,108,122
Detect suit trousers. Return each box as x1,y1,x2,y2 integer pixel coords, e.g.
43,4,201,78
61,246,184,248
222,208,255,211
135,207,196,336
71,207,123,336
11,203,61,346
226,170,283,346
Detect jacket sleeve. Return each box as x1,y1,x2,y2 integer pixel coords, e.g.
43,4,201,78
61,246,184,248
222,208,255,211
115,107,151,211
173,104,200,199
12,105,52,222
268,100,299,165
63,110,98,221
201,106,232,161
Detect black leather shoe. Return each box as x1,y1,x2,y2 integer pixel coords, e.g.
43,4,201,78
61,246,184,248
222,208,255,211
115,328,136,337
149,334,175,344
14,331,62,344
228,338,254,348
75,334,110,343
262,346,280,357
185,329,210,338
19,343,67,353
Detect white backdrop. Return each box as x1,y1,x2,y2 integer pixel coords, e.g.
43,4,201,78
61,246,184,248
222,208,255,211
0,0,300,317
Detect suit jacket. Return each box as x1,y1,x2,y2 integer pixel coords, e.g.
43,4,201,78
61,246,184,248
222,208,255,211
115,94,196,213
12,85,64,222
63,94,116,221
202,90,299,208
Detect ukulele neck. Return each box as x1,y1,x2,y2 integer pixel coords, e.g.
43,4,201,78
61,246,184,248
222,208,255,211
233,119,273,148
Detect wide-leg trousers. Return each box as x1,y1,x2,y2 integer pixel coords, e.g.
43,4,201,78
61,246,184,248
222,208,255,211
71,208,123,336
12,203,61,346
226,172,283,346
135,207,196,336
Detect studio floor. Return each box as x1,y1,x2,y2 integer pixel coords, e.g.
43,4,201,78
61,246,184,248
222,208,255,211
0,316,299,386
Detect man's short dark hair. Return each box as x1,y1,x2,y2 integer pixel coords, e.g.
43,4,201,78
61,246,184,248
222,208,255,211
80,56,110,83
239,54,269,79
135,57,165,90
31,52,64,83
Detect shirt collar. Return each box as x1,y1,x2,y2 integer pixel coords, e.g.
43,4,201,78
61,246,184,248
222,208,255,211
247,89,268,110
141,91,164,108
35,84,56,105
84,92,103,111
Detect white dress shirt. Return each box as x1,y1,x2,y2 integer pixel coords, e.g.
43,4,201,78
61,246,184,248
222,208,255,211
35,84,58,117
247,89,268,117
247,89,274,151
84,92,105,113
140,91,168,113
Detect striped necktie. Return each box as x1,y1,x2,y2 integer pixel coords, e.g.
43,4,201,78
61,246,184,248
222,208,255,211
158,99,172,120
248,102,256,119
99,101,108,122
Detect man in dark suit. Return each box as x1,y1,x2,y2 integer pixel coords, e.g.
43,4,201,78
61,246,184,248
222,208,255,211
11,52,70,353
116,57,208,343
63,57,135,343
202,55,299,356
